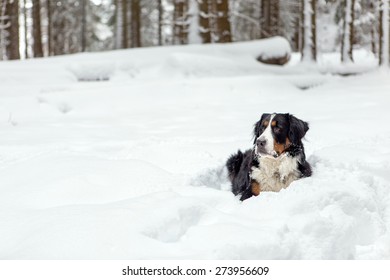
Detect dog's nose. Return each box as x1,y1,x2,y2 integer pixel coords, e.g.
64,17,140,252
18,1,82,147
256,139,266,147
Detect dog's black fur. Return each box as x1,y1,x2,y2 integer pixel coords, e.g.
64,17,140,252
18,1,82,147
226,113,312,201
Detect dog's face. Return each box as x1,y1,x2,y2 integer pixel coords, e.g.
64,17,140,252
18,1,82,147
253,113,309,157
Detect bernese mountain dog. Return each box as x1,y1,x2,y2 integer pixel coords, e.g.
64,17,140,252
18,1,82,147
226,113,312,201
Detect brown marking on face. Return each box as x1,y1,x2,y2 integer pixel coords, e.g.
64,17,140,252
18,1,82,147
271,120,277,127
273,137,291,155
263,121,269,127
251,180,261,196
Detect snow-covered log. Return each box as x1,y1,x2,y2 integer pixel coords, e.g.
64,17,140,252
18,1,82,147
255,36,291,65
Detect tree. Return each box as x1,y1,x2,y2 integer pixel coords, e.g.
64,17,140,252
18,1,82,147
379,0,389,66
81,0,87,52
197,0,211,43
158,0,163,45
1,0,20,60
173,0,189,44
370,1,377,56
130,0,141,48
341,0,356,63
122,0,128,48
213,0,232,43
23,0,29,58
301,0,317,62
229,0,261,42
32,0,44,57
114,0,123,49
188,0,201,44
0,0,8,60
261,0,280,38
50,1,83,55
281,0,301,51
46,0,51,55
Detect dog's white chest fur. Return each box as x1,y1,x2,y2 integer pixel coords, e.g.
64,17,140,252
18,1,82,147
250,155,300,192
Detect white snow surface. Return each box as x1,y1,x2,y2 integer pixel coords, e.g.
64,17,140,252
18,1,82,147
0,40,389,259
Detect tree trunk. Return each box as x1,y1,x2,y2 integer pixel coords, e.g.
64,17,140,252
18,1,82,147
130,0,141,48
261,0,270,38
198,0,211,43
270,0,280,36
173,0,189,44
214,0,231,43
4,0,20,60
379,0,389,66
81,0,87,52
158,0,163,45
23,0,29,58
370,2,376,56
115,0,122,49
122,0,128,48
52,3,65,55
292,0,301,51
301,0,317,62
0,1,6,60
311,0,317,61
261,0,279,38
341,0,355,63
46,0,52,56
32,0,44,57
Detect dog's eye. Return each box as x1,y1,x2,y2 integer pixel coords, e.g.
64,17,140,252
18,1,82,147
274,127,281,133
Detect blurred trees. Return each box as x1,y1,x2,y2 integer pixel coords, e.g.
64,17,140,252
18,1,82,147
0,0,388,66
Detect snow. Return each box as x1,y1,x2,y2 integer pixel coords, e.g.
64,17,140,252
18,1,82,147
0,40,390,259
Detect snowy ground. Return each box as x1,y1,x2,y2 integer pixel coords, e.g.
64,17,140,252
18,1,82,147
0,40,389,259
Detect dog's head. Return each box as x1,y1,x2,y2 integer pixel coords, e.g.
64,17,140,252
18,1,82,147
253,113,309,157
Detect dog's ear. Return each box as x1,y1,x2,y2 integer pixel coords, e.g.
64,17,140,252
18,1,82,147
253,113,270,144
288,114,309,145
